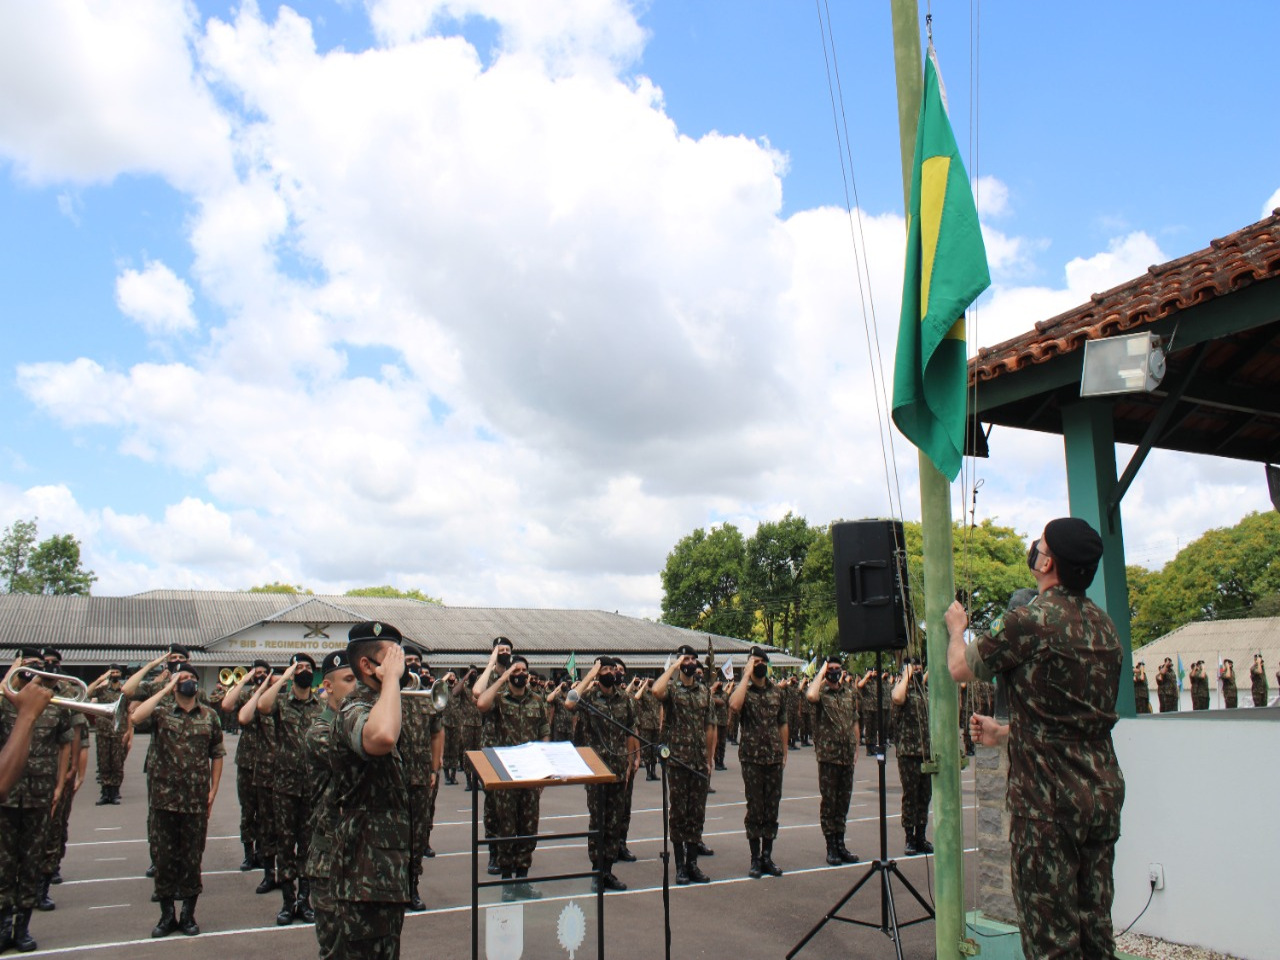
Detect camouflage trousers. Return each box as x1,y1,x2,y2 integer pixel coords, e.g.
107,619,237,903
1223,691,1237,709
667,761,709,844
1135,695,1153,714
1191,695,1210,711
728,711,740,742
0,804,51,910
255,782,278,858
620,765,635,840
41,784,75,875
152,807,209,900
274,790,314,882
1158,693,1178,713
311,877,338,960
740,761,783,840
330,900,405,960
818,761,854,839
862,707,880,748
96,732,128,788
1010,813,1120,960
637,727,660,767
586,778,627,866
443,725,462,770
236,762,258,848
714,726,728,767
896,755,931,835
492,788,541,873
408,779,438,880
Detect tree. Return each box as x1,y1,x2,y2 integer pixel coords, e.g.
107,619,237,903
1,519,39,594
345,586,442,604
248,582,313,595
660,524,752,640
742,512,818,653
1,518,97,595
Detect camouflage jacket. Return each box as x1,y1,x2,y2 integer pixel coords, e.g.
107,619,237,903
783,682,801,724
577,688,637,777
662,678,712,767
400,693,443,786
892,676,930,758
147,701,225,814
270,686,324,796
813,683,860,766
233,684,262,768
634,687,661,730
736,679,787,765
1156,670,1178,700
1250,667,1268,700
88,684,126,736
968,585,1124,825
1190,674,1210,701
710,687,729,726
489,688,550,747
0,694,75,808
441,687,462,729
245,706,278,787
459,685,482,729
303,709,338,882
1220,674,1236,698
330,684,410,903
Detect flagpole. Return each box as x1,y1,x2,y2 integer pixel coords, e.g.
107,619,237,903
889,3,966,958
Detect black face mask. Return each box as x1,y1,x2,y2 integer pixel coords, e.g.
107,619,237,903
509,673,528,689
295,671,314,687
1026,539,1041,572
496,652,512,668
752,663,768,679
598,672,617,688
177,680,198,697
680,662,698,677
827,669,842,683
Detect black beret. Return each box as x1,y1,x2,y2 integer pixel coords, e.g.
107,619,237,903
321,650,350,675
42,648,62,662
173,662,199,678
18,646,43,661
109,663,126,673
348,621,403,644
402,643,424,659
825,655,844,666
289,653,317,668
168,643,191,658
511,654,529,668
1043,518,1104,589
749,646,770,663
252,659,270,670
674,644,696,657
491,635,513,649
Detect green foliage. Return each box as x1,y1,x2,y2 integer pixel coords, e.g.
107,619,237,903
660,523,752,639
741,512,819,652
248,581,313,594
345,585,442,604
1,518,96,595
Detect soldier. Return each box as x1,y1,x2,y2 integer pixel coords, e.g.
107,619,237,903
710,678,729,770
457,666,483,793
1219,660,1237,709
568,657,639,892
1189,661,1210,711
798,684,814,748
238,663,284,895
856,668,880,754
891,658,932,856
1155,658,1179,712
547,677,576,744
807,655,861,867
131,661,225,938
653,644,715,884
475,653,550,901
613,660,641,865
633,677,661,781
36,648,87,904
1250,654,1268,707
440,669,462,785
220,659,271,872
946,516,1124,960
85,663,131,805
0,658,56,803
0,649,73,953
729,646,788,879
783,676,801,749
258,653,323,925
399,644,443,912
1133,661,1152,714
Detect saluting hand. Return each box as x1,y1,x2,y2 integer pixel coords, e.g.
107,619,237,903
376,644,405,687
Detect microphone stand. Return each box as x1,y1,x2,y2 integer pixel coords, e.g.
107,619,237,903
567,687,707,960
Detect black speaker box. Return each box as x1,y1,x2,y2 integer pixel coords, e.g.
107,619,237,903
831,519,911,652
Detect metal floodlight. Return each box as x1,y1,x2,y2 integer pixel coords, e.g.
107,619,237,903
1080,331,1167,397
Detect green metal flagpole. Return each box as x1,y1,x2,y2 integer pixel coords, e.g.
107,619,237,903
889,2,967,958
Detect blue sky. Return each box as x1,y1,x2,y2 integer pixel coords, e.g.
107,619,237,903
2,1,1277,611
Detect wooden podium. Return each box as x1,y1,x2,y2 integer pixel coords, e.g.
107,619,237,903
466,745,617,960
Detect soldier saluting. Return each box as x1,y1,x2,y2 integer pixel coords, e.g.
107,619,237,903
729,646,788,879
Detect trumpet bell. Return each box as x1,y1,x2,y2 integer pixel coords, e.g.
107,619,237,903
219,668,236,686
232,666,248,683
402,677,450,713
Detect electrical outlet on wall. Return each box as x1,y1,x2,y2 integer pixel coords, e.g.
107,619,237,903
1147,863,1165,890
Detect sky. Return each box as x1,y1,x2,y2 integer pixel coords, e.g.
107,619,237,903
2,0,1278,616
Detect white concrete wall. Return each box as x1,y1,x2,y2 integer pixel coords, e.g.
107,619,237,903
1112,710,1280,959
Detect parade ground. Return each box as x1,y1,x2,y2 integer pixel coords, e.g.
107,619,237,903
32,736,979,959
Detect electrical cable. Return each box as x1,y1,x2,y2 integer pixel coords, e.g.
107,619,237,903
1115,881,1156,938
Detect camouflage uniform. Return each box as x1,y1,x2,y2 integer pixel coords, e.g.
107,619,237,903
129,678,173,872
148,700,225,901
966,584,1126,960
271,687,324,884
859,676,884,749
330,684,411,960
441,686,462,777
813,682,860,841
577,687,637,868
1189,672,1210,711
488,688,550,874
736,680,787,840
550,694,576,743
783,681,801,747
1156,668,1179,712
892,674,931,844
233,685,263,856
798,693,814,746
1250,663,1268,707
41,682,87,882
89,683,129,790
662,679,712,844
710,685,729,768
1221,670,1237,709
1134,673,1153,713
304,709,340,959
634,687,661,777
246,700,279,870
400,692,442,884
0,696,73,915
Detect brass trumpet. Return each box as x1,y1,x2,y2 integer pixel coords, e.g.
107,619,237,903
6,669,129,734
218,668,236,686
402,674,451,713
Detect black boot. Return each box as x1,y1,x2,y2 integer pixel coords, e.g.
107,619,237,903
178,897,200,936
759,838,782,876
825,836,842,866
592,861,625,893
295,878,315,923
96,787,111,806
423,842,435,858
49,867,62,885
513,867,543,900
110,785,121,804
836,835,860,864
464,771,475,792
645,762,658,781
146,863,157,878
487,848,500,876
749,837,764,878
674,843,690,885
616,839,637,863
239,843,255,871
10,908,35,953
151,899,178,938
0,908,13,952
685,846,710,883
692,840,715,857
256,860,278,894
904,830,920,856
408,878,426,912
915,830,933,854
276,880,296,925
35,875,55,911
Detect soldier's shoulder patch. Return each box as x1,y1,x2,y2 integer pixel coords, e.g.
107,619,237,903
988,615,1005,637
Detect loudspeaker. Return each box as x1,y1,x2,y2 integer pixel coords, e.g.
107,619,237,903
831,519,911,652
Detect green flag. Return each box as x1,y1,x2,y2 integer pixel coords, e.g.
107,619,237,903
892,45,991,482
565,651,576,675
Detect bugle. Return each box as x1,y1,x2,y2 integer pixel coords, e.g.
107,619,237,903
5,668,129,734
233,666,248,683
219,668,236,686
402,675,451,713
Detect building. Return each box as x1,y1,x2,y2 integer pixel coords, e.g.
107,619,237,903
1133,616,1280,710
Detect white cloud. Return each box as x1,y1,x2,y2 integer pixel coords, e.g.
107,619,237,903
1264,187,1280,218
974,175,1010,219
115,261,198,335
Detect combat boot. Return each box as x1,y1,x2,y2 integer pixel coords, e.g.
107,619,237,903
445,769,457,786
110,785,122,804
591,863,625,893
835,835,860,864
915,830,933,854
904,830,920,856
487,849,500,876
513,867,543,900
0,907,13,952
295,878,315,923
145,862,157,878
749,838,764,878
95,787,112,806
255,860,278,894
684,846,710,884
645,761,658,781
759,838,783,877
239,843,255,871
408,878,426,912
49,867,61,885
178,897,200,936
151,898,178,938
616,839,637,863
276,880,296,925
35,876,55,911
691,840,714,857
464,771,475,792
10,908,36,952
825,836,842,866
674,843,690,885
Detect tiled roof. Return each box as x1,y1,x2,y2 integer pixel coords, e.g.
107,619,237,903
970,211,1280,384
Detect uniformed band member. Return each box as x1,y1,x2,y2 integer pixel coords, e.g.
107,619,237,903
633,677,661,781
475,652,550,901
331,621,411,959
1133,661,1152,714
220,659,271,873
0,648,74,953
1249,654,1268,707
653,643,715,884
613,660,641,864
1156,657,1179,712
86,664,132,805
399,644,443,912
806,655,861,867
947,517,1125,960
0,658,56,805
131,660,225,938
856,667,882,754
458,667,483,793
891,658,932,856
710,678,729,770
729,646,787,879
1219,659,1237,709
258,653,324,925
37,647,87,907
568,656,639,892
1189,661,1210,710
475,637,513,877
440,668,463,784
238,662,283,894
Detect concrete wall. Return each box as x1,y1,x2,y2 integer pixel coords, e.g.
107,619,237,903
1112,710,1280,959
973,743,1017,924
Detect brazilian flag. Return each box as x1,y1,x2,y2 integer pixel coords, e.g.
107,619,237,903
892,45,991,482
